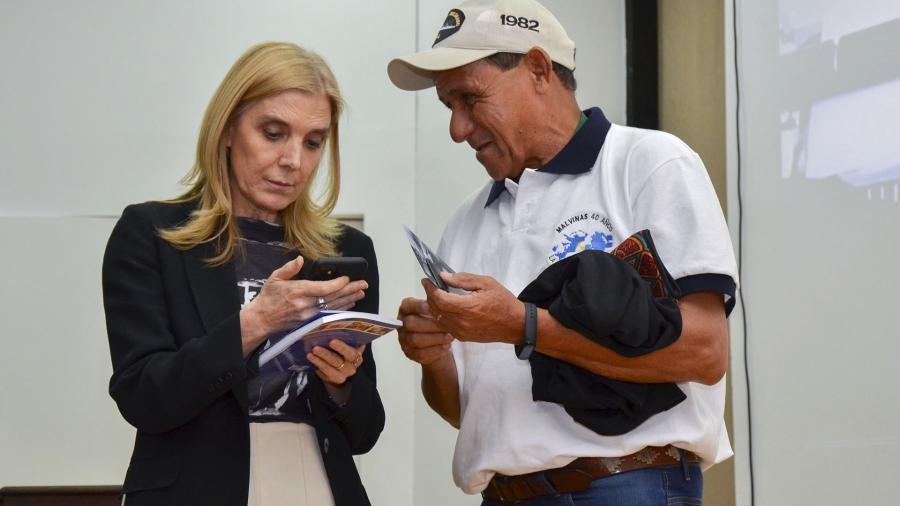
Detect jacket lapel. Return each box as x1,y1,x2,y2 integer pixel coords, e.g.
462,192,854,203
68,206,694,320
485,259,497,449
182,242,249,413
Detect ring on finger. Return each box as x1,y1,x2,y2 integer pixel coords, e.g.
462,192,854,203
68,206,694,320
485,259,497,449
337,360,346,370
435,313,443,322
316,296,328,310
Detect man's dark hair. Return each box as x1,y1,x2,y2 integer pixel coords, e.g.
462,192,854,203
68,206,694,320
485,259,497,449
484,52,577,92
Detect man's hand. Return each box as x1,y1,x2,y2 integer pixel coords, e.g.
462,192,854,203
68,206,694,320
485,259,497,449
397,294,461,427
423,272,525,345
397,297,454,365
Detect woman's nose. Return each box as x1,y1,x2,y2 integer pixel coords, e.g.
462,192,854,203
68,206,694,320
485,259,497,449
279,137,303,168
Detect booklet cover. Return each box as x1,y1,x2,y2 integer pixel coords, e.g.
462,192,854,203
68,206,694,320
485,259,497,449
258,311,401,371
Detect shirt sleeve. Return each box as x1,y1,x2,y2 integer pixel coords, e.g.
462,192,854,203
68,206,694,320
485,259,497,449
625,134,738,313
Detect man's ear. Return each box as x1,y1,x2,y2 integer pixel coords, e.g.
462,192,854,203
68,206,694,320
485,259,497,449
524,47,554,92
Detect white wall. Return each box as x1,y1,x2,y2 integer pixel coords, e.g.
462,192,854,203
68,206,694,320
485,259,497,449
726,1,900,505
0,1,626,504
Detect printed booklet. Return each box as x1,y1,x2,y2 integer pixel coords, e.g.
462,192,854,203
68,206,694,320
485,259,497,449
258,311,401,370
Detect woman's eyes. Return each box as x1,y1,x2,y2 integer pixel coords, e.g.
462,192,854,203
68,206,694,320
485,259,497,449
261,127,324,149
263,129,283,141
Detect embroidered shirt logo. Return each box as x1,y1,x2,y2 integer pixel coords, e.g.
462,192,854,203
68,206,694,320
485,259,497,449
548,212,614,263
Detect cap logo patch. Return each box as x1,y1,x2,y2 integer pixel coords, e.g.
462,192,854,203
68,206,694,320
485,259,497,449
433,8,465,47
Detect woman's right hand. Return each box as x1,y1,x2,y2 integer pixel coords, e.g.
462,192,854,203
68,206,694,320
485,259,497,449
239,256,368,356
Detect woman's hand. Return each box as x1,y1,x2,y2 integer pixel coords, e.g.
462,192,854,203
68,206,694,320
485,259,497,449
308,340,366,386
239,256,368,356
308,340,366,406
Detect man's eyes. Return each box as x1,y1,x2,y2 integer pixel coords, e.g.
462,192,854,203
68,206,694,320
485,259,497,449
441,94,478,110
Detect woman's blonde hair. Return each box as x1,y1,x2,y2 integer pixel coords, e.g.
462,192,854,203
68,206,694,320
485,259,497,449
160,42,344,264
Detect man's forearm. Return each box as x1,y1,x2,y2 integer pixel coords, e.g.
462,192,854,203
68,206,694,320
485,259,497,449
534,292,728,385
421,352,461,428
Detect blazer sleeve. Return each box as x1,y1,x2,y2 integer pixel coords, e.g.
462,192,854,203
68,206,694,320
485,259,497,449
103,205,248,434
310,227,385,454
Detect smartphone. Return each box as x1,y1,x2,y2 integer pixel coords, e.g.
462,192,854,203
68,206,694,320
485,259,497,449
300,256,368,281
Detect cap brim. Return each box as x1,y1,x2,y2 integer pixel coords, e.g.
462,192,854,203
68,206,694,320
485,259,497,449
387,47,499,91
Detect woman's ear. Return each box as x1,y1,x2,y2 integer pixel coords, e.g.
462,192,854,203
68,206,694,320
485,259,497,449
224,125,233,148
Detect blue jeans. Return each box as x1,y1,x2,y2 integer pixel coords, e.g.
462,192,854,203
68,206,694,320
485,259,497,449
481,463,703,506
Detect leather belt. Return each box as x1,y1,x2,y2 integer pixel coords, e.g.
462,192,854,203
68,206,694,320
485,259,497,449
482,445,701,503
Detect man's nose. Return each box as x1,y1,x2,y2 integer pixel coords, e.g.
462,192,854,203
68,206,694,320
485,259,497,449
449,109,474,144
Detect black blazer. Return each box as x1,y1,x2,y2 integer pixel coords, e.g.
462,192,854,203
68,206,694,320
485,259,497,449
103,201,385,506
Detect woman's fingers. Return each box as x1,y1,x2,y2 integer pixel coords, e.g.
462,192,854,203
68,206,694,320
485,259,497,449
306,353,345,384
251,264,369,333
281,277,365,314
329,340,364,363
303,275,353,295
299,279,367,303
269,256,305,281
307,279,367,311
320,292,363,311
328,279,368,298
306,340,365,385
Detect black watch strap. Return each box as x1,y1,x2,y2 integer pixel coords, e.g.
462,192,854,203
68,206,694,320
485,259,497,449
515,302,537,360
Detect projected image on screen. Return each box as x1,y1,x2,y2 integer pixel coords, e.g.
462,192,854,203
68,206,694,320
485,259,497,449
778,0,900,202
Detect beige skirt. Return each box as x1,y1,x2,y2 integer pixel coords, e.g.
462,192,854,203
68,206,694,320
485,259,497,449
247,422,335,506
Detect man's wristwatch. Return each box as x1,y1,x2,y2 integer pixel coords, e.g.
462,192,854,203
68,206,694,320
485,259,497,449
515,302,537,360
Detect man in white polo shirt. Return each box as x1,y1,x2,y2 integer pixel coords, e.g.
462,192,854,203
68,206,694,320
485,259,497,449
389,0,738,504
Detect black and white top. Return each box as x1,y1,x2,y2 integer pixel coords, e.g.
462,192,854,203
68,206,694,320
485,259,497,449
235,218,313,424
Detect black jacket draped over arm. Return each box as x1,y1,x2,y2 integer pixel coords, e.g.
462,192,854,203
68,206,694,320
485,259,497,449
517,230,686,436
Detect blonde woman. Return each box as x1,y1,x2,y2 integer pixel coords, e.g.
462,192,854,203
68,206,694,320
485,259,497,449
103,42,384,506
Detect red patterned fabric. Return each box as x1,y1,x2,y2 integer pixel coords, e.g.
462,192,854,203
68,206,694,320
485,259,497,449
611,230,680,299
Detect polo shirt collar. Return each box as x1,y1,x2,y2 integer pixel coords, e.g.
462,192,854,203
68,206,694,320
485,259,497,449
485,107,611,207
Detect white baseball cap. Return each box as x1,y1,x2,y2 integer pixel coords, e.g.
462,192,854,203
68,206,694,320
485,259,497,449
388,0,576,91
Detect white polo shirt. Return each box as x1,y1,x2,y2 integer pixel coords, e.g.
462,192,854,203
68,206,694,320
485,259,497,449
437,108,739,494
